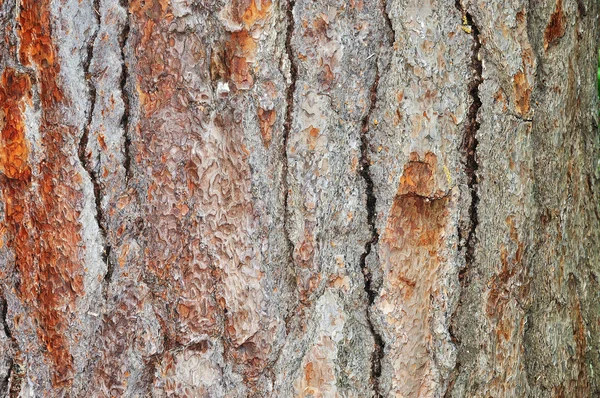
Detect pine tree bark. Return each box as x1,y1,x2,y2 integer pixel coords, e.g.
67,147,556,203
0,0,599,396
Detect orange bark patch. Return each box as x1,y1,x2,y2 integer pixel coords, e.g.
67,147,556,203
3,113,85,388
307,126,320,150
4,0,86,387
258,108,275,148
382,196,448,396
379,152,449,396
240,0,271,28
17,0,62,107
0,69,32,180
513,71,531,116
227,30,258,59
226,30,258,90
544,0,566,51
221,0,271,90
398,161,434,197
129,0,169,20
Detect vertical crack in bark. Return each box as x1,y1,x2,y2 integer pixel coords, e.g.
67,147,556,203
382,0,395,46
78,0,114,291
359,69,384,397
456,5,481,292
1,295,16,397
446,3,482,394
1,296,12,340
358,3,394,396
119,0,131,182
282,0,298,330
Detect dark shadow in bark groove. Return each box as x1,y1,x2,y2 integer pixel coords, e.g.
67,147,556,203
1,296,11,340
281,0,299,335
446,2,482,395
358,1,395,395
77,0,113,294
360,68,384,397
1,295,18,397
119,0,132,183
78,0,114,292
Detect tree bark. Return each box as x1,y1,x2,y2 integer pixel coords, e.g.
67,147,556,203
0,0,598,396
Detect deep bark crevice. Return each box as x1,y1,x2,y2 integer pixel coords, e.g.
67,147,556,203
359,70,384,397
457,7,482,279
119,0,131,182
1,295,16,397
78,0,113,291
446,3,482,395
357,0,395,391
357,2,395,396
282,0,298,331
1,296,12,340
382,0,395,46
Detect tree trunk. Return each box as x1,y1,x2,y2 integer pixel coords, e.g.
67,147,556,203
0,0,599,395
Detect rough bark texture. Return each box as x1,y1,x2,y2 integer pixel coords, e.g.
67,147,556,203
0,0,598,396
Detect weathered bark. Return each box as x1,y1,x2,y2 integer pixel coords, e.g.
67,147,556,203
0,0,598,396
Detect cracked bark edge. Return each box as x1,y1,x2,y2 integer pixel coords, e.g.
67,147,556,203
119,0,132,183
282,0,298,331
358,1,394,394
1,295,12,341
457,7,481,276
1,295,19,397
77,0,113,293
359,69,384,398
446,2,482,394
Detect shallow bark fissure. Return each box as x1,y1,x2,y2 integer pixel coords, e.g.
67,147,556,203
119,0,131,183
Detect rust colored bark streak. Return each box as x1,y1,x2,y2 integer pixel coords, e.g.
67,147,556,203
380,154,449,396
0,0,85,386
543,0,565,50
0,70,31,180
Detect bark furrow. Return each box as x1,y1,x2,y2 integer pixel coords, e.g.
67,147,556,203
119,0,131,182
360,68,384,397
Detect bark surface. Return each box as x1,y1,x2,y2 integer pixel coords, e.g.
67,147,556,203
0,0,598,396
